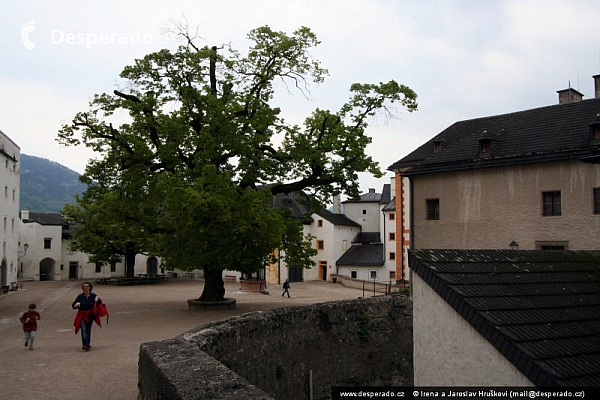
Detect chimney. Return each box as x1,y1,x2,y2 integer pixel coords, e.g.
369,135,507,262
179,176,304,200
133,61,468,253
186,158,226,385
21,209,29,222
557,87,584,104
332,194,341,214
368,188,375,194
594,74,600,99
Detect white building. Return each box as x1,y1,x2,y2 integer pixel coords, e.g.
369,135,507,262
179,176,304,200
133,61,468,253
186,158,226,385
0,128,20,291
19,211,164,281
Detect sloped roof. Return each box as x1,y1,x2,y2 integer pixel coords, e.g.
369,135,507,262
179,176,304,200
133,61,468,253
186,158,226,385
343,189,381,203
336,244,383,266
380,184,391,205
272,192,312,221
353,232,380,244
382,197,396,211
317,210,361,227
409,249,600,387
24,212,66,225
389,98,600,175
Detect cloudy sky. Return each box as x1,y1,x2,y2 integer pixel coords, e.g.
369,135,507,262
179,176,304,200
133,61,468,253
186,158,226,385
2,0,599,194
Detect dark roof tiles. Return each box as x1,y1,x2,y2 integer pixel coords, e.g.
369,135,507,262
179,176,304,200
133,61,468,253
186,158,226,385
390,98,600,175
410,249,600,387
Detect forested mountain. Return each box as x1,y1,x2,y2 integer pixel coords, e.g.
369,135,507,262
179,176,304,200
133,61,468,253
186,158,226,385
19,154,87,213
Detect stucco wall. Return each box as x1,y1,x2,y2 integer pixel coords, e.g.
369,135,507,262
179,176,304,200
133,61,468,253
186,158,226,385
413,273,534,386
139,296,413,400
412,160,600,250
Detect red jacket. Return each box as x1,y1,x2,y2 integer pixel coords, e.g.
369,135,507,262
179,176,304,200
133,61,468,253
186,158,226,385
73,301,109,334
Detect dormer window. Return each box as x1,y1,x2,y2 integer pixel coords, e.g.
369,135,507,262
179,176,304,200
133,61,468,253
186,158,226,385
479,139,491,154
593,125,600,140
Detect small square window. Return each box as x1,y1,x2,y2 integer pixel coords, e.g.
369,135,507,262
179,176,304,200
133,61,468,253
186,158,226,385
434,141,442,152
542,191,561,216
317,219,323,227
362,210,367,215
44,238,52,249
350,270,358,279
389,213,395,221
389,271,396,280
426,199,440,220
390,252,396,260
370,270,378,280
389,232,395,241
95,262,102,273
316,240,324,250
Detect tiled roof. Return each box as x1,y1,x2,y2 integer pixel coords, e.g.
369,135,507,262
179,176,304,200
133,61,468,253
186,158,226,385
272,192,313,221
336,244,384,266
343,190,381,203
317,210,361,227
25,213,66,225
353,232,381,244
380,184,391,205
382,198,396,211
389,98,600,175
409,249,600,387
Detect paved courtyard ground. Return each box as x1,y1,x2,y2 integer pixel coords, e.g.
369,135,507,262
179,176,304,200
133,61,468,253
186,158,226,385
0,278,365,400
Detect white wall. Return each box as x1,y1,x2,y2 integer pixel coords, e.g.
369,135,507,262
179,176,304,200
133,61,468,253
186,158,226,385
413,273,534,386
0,131,20,286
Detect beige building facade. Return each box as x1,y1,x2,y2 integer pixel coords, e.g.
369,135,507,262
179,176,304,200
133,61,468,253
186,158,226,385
411,159,600,251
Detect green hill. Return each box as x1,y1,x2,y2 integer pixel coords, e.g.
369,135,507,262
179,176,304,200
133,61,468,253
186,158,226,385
20,154,87,213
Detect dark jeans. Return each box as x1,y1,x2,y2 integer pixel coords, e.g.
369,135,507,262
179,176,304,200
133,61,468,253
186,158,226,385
80,317,92,347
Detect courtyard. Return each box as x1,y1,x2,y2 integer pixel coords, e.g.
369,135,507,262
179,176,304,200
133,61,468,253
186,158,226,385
0,278,365,400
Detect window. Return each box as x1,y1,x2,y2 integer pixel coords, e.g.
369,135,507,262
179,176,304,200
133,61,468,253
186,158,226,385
389,271,396,280
594,188,600,214
317,219,323,227
426,199,440,220
111,261,117,272
593,126,600,140
11,218,14,232
4,186,7,197
479,139,491,154
389,232,395,241
362,210,367,215
370,270,378,280
434,140,442,152
389,213,395,221
350,270,358,279
390,252,396,260
95,262,102,273
44,238,52,249
12,190,15,202
316,240,324,250
536,241,569,250
342,240,348,250
3,217,6,232
542,191,561,216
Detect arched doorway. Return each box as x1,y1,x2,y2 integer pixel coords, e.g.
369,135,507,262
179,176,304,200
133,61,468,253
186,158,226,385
147,256,158,276
39,258,56,281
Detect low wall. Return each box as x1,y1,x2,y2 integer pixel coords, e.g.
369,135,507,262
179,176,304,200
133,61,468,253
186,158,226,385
139,296,412,400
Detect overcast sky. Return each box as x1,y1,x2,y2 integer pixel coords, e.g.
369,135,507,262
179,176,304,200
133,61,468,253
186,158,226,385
2,0,599,195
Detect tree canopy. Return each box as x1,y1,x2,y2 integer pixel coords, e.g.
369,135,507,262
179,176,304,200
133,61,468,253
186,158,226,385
58,25,417,301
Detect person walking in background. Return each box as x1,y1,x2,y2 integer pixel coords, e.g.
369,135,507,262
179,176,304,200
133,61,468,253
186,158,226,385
282,279,291,298
72,281,106,351
20,303,40,350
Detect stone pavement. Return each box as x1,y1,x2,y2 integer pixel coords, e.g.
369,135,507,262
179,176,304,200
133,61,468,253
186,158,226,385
0,278,365,400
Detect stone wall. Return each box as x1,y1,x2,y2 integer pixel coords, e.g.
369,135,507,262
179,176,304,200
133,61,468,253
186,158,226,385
139,296,412,400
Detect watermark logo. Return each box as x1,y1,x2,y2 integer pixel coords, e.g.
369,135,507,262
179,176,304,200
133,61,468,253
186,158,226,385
20,20,36,50
20,21,167,50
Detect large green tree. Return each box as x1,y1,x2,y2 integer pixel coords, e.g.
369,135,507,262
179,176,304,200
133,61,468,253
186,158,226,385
58,26,417,301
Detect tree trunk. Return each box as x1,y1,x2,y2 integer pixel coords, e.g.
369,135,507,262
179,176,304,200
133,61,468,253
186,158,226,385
125,249,136,278
199,268,225,302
